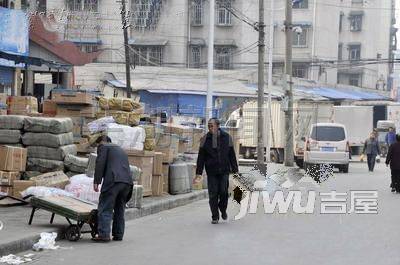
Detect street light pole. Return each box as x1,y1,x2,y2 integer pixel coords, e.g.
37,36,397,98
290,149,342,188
120,0,132,98
206,0,215,122
284,0,294,166
257,0,266,172
266,0,274,163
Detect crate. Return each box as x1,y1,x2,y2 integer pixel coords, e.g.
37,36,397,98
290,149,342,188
151,175,163,196
126,150,154,197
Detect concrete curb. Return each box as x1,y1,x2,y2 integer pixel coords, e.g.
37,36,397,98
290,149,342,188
0,190,208,256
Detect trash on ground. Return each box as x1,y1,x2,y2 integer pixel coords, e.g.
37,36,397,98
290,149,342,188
32,232,59,251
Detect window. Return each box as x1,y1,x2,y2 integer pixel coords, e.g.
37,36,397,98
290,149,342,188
348,44,361,60
311,126,346,141
191,0,203,26
292,27,307,47
339,12,344,32
67,0,98,11
349,15,362,31
349,74,360,86
77,44,99,53
216,0,232,26
293,0,308,9
338,43,343,61
0,0,8,8
292,64,308,78
190,46,202,68
215,46,233,69
131,46,163,66
131,0,163,31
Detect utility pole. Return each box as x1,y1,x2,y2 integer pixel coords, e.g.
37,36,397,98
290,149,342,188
266,0,274,163
120,0,132,98
284,0,294,166
206,0,215,123
257,0,266,173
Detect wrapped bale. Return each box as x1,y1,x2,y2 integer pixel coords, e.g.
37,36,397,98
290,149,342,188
21,171,42,180
98,96,142,112
140,125,155,138
144,138,155,151
96,111,140,126
22,132,74,147
106,123,145,150
87,116,115,134
27,158,65,173
27,144,77,161
0,115,26,130
64,154,89,173
86,153,97,178
24,117,73,134
65,171,80,178
0,129,21,144
127,185,143,208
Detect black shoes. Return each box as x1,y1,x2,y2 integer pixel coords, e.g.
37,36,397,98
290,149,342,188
211,219,219,224
91,236,111,243
392,188,396,192
112,237,123,241
221,211,228,220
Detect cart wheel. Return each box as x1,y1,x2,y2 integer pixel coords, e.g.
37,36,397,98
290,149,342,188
91,230,97,239
65,225,81,241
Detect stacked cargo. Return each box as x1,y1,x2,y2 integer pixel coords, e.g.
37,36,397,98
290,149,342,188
140,124,156,151
22,117,77,174
0,145,27,196
8,96,38,116
0,94,8,115
95,96,143,126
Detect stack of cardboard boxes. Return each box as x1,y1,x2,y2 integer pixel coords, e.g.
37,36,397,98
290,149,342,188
0,145,27,197
8,96,38,116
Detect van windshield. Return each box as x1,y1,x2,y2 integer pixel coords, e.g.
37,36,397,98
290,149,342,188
311,126,345,141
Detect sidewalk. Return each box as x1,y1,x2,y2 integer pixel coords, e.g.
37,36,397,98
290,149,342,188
0,190,208,256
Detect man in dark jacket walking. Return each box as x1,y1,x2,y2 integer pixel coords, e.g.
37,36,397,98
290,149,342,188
196,118,239,224
386,134,400,193
363,132,381,172
92,136,133,242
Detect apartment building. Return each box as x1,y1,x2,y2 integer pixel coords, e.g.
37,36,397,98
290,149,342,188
40,0,396,90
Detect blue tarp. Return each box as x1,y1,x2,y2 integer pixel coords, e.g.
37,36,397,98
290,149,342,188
296,86,388,101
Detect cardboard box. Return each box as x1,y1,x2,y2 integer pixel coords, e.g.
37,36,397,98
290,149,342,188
0,146,27,172
151,175,163,196
12,180,36,198
153,152,163,175
57,105,97,118
52,91,94,105
0,171,20,186
162,163,169,194
8,96,38,112
155,134,179,163
126,151,154,197
0,109,7,115
30,171,70,189
43,100,57,116
0,185,13,195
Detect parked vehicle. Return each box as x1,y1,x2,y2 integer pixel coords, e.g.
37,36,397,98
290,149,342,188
332,106,373,155
225,99,334,165
304,123,350,173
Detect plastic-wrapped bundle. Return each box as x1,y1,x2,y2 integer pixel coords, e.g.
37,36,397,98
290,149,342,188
106,123,145,150
96,111,140,126
64,154,89,173
87,116,115,134
27,158,64,173
21,186,73,198
0,129,21,144
0,115,26,130
85,153,97,178
64,174,100,203
27,145,77,161
22,132,74,147
24,117,73,134
126,185,143,208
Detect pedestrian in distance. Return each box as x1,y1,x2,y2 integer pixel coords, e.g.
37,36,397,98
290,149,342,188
386,134,400,193
196,118,239,224
92,135,133,242
385,127,396,147
363,132,381,172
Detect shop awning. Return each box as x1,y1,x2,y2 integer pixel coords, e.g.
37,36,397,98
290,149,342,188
296,86,388,101
0,50,71,70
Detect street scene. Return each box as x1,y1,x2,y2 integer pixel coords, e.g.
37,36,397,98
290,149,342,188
1,0,400,264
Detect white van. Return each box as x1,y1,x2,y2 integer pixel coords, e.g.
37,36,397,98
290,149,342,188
304,123,350,173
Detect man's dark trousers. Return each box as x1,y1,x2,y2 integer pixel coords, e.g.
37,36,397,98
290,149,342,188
97,182,132,239
391,169,400,192
207,174,229,220
367,154,376,171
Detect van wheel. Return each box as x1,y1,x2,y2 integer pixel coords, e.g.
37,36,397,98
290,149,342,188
341,164,349,173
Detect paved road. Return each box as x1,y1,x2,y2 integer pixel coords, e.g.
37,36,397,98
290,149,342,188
22,162,400,265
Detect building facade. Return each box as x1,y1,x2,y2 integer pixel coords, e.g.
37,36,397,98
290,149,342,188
42,0,396,90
